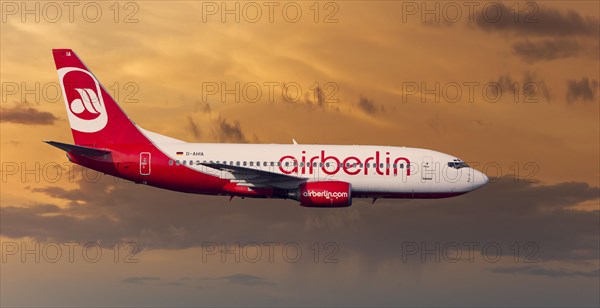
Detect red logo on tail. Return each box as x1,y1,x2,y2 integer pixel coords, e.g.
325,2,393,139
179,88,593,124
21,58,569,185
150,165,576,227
63,71,103,120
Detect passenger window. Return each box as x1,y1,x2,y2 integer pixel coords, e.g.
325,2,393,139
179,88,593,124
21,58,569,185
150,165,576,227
183,160,187,165
168,160,173,166
176,160,180,166
236,161,240,166
263,162,267,166
270,162,274,166
285,162,289,167
250,161,254,166
380,163,383,168
243,161,247,166
277,162,281,166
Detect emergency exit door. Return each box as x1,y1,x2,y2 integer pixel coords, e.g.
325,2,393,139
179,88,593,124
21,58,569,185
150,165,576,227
140,152,151,175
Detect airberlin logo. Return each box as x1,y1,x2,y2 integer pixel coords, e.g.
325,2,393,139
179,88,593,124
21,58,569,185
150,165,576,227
279,150,411,177
69,88,101,120
302,190,348,199
57,67,108,133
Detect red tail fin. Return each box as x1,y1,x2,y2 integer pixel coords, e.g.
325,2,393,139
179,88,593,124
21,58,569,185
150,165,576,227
52,49,149,147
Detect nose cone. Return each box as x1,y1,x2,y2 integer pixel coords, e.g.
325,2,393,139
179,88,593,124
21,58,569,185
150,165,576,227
472,169,489,190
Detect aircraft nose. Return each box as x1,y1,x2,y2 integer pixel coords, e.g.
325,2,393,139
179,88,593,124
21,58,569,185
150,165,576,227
472,169,489,190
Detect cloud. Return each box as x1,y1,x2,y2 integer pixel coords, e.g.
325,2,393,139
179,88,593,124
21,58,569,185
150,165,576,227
213,117,248,143
187,116,202,141
566,78,599,103
4,140,22,146
215,274,275,286
122,277,161,285
494,71,550,102
357,96,384,115
193,101,212,114
522,71,551,102
1,176,598,265
511,39,580,62
491,266,599,278
0,105,58,125
475,2,599,37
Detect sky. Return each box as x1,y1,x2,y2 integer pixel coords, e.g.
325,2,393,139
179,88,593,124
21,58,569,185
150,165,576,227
0,1,599,307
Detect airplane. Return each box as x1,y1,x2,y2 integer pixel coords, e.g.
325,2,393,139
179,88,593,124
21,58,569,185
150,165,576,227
46,49,489,207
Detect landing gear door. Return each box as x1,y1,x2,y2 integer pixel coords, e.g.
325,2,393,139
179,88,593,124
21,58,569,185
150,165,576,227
140,152,151,175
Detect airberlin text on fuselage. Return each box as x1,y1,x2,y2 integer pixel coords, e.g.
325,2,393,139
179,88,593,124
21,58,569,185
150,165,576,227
278,150,411,176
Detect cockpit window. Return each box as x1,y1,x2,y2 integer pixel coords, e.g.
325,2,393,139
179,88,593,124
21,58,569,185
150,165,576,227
448,161,469,169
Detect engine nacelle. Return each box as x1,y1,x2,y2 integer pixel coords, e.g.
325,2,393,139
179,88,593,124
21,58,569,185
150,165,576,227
295,181,352,207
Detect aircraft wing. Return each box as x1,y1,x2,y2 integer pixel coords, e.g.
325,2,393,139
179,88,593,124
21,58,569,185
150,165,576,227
201,162,307,189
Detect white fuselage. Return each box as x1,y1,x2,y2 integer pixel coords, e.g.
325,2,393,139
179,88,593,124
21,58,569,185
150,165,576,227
156,143,489,196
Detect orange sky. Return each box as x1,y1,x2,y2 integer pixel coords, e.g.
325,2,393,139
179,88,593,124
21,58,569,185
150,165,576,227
1,1,599,306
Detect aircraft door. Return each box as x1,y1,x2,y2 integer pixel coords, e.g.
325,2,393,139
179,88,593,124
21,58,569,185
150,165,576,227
421,156,433,181
140,152,151,175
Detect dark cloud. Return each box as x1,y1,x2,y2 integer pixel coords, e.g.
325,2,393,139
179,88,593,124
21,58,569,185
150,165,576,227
566,78,599,103
193,101,212,114
213,117,247,143
357,96,384,115
215,274,275,286
511,39,580,62
187,116,202,141
0,105,58,125
1,176,598,266
494,71,550,102
122,277,161,285
5,140,22,146
475,2,599,37
491,266,599,278
522,71,551,102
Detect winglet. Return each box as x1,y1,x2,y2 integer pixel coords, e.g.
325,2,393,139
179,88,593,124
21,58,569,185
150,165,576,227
292,138,298,145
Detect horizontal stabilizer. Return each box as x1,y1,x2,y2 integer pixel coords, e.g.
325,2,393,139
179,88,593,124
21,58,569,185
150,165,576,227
44,141,111,156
